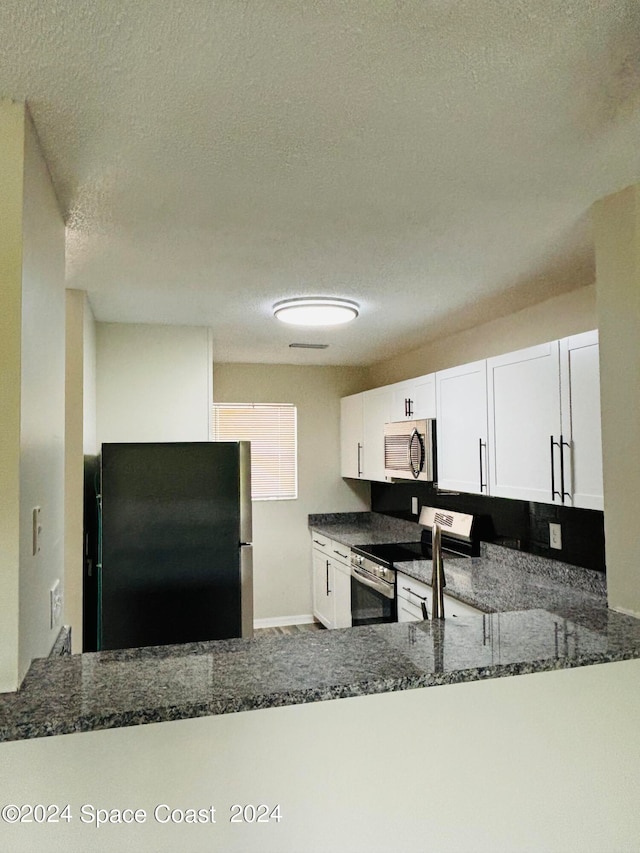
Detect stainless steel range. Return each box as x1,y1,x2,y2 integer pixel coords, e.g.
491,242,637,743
349,508,478,626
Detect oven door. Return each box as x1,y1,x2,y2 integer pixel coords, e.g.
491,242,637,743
350,567,396,626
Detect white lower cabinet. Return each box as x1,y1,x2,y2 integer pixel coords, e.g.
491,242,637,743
312,534,352,629
312,547,333,628
332,561,352,629
396,571,484,622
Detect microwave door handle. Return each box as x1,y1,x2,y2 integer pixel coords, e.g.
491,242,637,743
408,428,425,479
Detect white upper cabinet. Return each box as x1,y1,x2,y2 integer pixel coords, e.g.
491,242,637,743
559,330,603,510
435,360,489,495
487,332,603,509
389,374,436,421
487,341,562,503
341,332,603,506
340,392,364,479
362,386,393,483
340,388,392,482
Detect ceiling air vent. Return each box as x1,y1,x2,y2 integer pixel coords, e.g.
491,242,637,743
288,343,329,349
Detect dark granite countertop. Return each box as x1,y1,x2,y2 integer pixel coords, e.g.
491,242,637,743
0,511,635,744
309,511,422,548
310,512,609,631
2,607,640,743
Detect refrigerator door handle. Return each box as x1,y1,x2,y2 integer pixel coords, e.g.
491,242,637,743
239,441,253,547
240,543,254,638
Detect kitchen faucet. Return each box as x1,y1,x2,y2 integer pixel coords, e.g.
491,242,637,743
431,522,446,619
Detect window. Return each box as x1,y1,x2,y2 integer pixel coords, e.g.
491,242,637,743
211,404,297,501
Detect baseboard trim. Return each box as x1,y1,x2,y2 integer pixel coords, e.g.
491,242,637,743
611,604,640,619
253,614,316,629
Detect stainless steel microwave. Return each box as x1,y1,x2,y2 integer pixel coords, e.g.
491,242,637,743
383,419,435,481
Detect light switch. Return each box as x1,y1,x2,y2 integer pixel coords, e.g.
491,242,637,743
32,507,42,556
411,497,419,516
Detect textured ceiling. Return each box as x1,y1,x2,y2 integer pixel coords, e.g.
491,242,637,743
1,0,639,365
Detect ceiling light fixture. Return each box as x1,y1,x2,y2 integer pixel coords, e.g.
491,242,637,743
273,297,359,326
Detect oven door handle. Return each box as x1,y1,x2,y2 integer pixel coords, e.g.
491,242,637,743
351,566,395,599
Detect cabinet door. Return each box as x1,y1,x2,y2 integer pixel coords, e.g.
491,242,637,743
362,386,393,482
390,375,436,421
312,549,334,628
487,342,562,503
340,393,364,479
560,331,603,510
332,561,352,628
435,360,489,494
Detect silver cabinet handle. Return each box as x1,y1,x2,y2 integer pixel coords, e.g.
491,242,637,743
313,539,326,547
326,560,331,595
334,550,348,560
357,442,362,477
478,438,487,492
402,586,428,601
550,435,560,502
560,435,571,502
551,435,570,503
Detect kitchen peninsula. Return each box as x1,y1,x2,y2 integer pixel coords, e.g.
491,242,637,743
2,512,640,744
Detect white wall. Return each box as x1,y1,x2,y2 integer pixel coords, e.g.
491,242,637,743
593,185,640,615
64,291,85,653
1,660,638,852
368,285,597,387
17,109,66,683
64,291,97,652
96,323,212,445
0,100,25,692
213,364,370,622
83,296,97,455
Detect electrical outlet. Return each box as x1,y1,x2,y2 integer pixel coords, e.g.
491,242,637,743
50,580,62,629
411,497,419,515
549,523,562,550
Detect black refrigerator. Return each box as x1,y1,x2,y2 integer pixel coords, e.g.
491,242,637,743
96,441,253,651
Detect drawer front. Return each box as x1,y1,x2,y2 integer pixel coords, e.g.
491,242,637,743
329,541,351,567
397,572,431,603
397,571,485,620
444,595,484,619
398,598,423,623
311,532,331,552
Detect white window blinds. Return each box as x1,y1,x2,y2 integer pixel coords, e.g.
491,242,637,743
211,404,298,501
